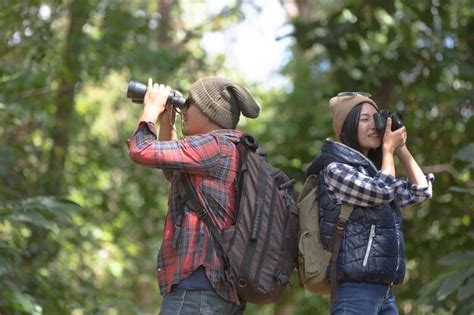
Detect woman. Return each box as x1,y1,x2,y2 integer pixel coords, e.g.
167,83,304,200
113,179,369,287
306,92,433,314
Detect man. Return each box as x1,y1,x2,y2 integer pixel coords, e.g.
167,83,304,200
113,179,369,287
127,77,260,314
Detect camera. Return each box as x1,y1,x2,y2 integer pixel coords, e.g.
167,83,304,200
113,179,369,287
126,80,187,109
373,110,404,132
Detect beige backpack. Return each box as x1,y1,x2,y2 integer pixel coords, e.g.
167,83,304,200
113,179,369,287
297,174,353,301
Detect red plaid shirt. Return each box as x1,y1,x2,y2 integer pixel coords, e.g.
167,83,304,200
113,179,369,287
127,122,241,302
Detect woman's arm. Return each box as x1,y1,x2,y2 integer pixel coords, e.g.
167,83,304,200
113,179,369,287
396,145,429,188
324,161,433,208
382,120,433,207
324,162,398,207
389,134,433,207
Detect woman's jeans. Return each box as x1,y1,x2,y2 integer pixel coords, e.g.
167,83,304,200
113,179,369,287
331,282,399,315
160,288,245,315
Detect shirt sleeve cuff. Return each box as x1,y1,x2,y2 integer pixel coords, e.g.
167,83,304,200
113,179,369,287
376,171,397,185
410,173,434,195
126,121,158,147
138,121,158,137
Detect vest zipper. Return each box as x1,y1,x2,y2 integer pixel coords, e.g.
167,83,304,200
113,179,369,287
392,211,401,284
363,224,376,267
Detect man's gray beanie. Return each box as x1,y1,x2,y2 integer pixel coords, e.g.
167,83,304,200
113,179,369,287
188,77,260,129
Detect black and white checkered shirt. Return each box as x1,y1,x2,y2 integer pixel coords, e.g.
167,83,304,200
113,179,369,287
324,162,434,207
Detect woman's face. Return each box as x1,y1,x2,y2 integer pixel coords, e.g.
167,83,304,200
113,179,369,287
357,103,381,156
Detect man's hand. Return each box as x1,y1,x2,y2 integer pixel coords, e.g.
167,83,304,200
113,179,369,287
140,78,171,124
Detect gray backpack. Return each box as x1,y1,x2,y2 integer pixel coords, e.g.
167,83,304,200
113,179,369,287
178,134,298,305
296,174,353,302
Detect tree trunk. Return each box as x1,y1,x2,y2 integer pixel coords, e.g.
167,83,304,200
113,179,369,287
132,1,177,312
45,0,91,195
158,0,174,47
374,80,396,110
281,0,316,21
25,1,92,301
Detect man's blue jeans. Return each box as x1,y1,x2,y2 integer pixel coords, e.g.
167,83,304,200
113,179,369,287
331,282,399,315
160,288,245,315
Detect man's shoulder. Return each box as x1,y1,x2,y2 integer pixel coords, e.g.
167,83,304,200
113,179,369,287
209,129,243,143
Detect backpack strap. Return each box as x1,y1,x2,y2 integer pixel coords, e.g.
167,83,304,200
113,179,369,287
173,132,244,251
330,204,353,304
173,133,239,249
176,174,242,304
176,175,226,247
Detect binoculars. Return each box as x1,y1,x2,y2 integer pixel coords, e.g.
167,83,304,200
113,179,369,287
126,80,187,109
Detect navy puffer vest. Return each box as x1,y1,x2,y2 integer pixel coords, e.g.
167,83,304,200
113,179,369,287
307,140,405,285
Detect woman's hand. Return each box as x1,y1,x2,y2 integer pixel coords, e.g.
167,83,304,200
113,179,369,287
382,118,407,154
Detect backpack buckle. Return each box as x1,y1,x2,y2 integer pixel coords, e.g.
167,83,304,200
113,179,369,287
238,278,248,287
197,209,207,219
240,134,259,151
336,217,347,230
274,270,290,286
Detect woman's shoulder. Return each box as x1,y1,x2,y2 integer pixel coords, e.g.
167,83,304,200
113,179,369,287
324,161,356,175
323,162,372,187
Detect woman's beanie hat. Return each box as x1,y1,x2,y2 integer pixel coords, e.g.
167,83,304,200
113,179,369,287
329,94,378,139
188,77,260,129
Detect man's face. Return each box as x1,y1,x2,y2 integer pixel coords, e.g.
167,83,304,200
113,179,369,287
182,101,217,136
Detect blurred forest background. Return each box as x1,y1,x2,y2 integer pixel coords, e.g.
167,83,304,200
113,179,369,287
1,0,473,314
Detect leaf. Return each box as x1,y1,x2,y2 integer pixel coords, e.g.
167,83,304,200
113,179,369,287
419,271,449,300
454,143,474,163
437,267,474,301
23,196,83,213
12,290,42,315
0,146,15,177
7,211,59,232
449,187,474,195
0,256,15,276
457,275,474,301
455,298,474,315
439,251,474,266
19,196,84,224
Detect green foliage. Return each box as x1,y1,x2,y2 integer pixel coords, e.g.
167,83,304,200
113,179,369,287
1,1,246,314
0,0,472,314
255,1,473,314
0,196,82,314
414,144,474,314
419,251,474,315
